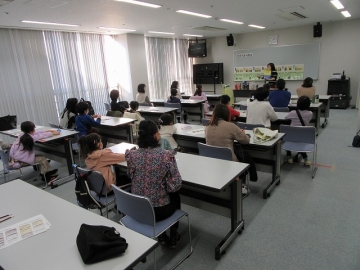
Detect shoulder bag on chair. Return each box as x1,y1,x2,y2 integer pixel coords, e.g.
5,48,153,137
352,131,360,147
253,127,278,144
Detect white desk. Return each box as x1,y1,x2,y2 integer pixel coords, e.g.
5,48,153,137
111,145,249,261
173,123,284,199
0,180,158,270
137,106,178,123
0,126,78,175
95,116,135,143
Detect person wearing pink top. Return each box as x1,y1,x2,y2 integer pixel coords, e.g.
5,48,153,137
9,121,60,184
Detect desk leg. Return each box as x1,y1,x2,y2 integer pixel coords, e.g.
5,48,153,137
315,107,320,131
262,142,281,199
321,101,329,128
215,180,244,260
127,125,134,143
200,103,204,122
64,138,74,175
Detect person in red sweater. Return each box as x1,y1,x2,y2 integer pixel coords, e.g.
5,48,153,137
220,95,240,120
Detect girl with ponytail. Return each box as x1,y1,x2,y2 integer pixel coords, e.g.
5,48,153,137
9,121,60,185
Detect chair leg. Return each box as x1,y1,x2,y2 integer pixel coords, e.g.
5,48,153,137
153,246,157,270
312,148,318,178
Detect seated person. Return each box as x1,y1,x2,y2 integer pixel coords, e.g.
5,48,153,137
0,138,11,152
136,84,152,106
59,98,78,129
170,81,182,99
110,89,127,114
75,102,102,137
167,89,188,124
125,120,182,248
123,101,144,133
296,77,316,99
269,79,291,107
78,133,128,193
220,94,240,120
158,113,178,150
192,84,210,112
9,121,59,184
246,87,278,128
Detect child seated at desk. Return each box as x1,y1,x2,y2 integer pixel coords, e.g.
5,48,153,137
220,94,240,120
167,89,188,124
246,87,278,128
136,83,152,106
285,96,313,166
78,133,129,193
59,98,78,129
9,121,59,185
125,120,182,248
123,101,144,134
158,113,177,151
269,79,291,107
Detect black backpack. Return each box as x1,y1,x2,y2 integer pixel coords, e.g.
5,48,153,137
0,115,17,131
80,98,95,116
352,131,360,147
75,167,100,209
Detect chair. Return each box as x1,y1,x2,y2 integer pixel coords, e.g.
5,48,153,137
201,118,210,126
273,107,289,112
104,103,111,111
49,122,59,128
279,125,317,178
0,149,40,183
236,122,265,130
111,184,193,270
76,166,117,218
165,103,181,123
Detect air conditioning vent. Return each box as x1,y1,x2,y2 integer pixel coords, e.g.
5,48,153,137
192,26,227,31
276,12,307,21
291,12,307,19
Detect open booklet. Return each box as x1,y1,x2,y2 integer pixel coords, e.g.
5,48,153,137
0,214,51,250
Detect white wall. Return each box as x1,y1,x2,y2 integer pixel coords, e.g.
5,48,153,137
194,19,360,106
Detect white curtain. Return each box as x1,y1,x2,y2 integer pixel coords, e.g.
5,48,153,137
0,29,58,126
43,31,110,116
145,37,193,99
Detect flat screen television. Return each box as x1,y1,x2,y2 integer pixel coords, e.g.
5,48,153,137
188,43,207,58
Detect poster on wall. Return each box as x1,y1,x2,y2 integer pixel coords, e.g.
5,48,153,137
234,64,304,81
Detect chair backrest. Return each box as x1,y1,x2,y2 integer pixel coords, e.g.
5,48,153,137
104,103,111,111
165,102,181,113
236,122,265,130
239,104,248,110
49,122,59,128
279,125,316,144
273,107,289,112
201,118,210,126
197,142,232,161
111,185,155,227
106,110,123,117
76,167,107,196
189,96,205,101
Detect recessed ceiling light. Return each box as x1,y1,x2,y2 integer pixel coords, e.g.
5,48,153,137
176,10,212,18
114,0,161,8
148,31,175,35
330,0,344,9
21,20,80,27
220,19,244,25
98,26,136,31
183,34,203,37
248,24,265,29
341,10,351,17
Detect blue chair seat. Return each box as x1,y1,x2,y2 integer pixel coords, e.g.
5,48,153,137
89,190,116,206
282,142,315,152
121,209,186,238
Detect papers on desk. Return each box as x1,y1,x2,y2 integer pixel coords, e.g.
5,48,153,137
109,142,138,154
139,108,159,112
187,129,205,135
0,214,51,250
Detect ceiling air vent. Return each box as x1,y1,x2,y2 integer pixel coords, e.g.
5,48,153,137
192,26,227,31
291,12,307,19
277,5,307,21
0,0,14,6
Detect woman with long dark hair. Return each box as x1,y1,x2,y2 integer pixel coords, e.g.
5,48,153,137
136,83,152,106
59,98,78,129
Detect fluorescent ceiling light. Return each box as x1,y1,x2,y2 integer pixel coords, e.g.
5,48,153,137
330,0,344,9
220,19,244,25
248,24,265,29
98,26,136,31
176,10,212,18
21,20,80,27
148,31,174,35
114,0,161,8
341,10,351,17
183,34,203,37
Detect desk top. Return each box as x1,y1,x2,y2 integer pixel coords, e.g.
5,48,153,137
174,123,285,147
234,100,323,108
0,126,78,142
150,99,205,105
99,116,135,127
182,94,222,99
205,110,288,120
138,106,177,114
291,95,331,100
0,180,158,270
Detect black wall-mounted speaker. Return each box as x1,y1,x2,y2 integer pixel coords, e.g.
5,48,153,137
313,22,322,38
227,34,234,46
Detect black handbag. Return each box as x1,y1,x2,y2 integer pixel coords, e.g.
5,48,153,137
352,131,360,147
0,115,17,131
76,224,128,264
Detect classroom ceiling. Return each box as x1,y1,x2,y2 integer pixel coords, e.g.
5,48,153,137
0,0,359,38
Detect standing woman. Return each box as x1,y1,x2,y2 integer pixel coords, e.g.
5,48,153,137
125,120,182,248
296,77,316,99
136,84,152,106
265,63,278,89
59,98,78,129
170,81,182,99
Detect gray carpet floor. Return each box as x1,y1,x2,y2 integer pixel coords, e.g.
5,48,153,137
1,108,359,270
